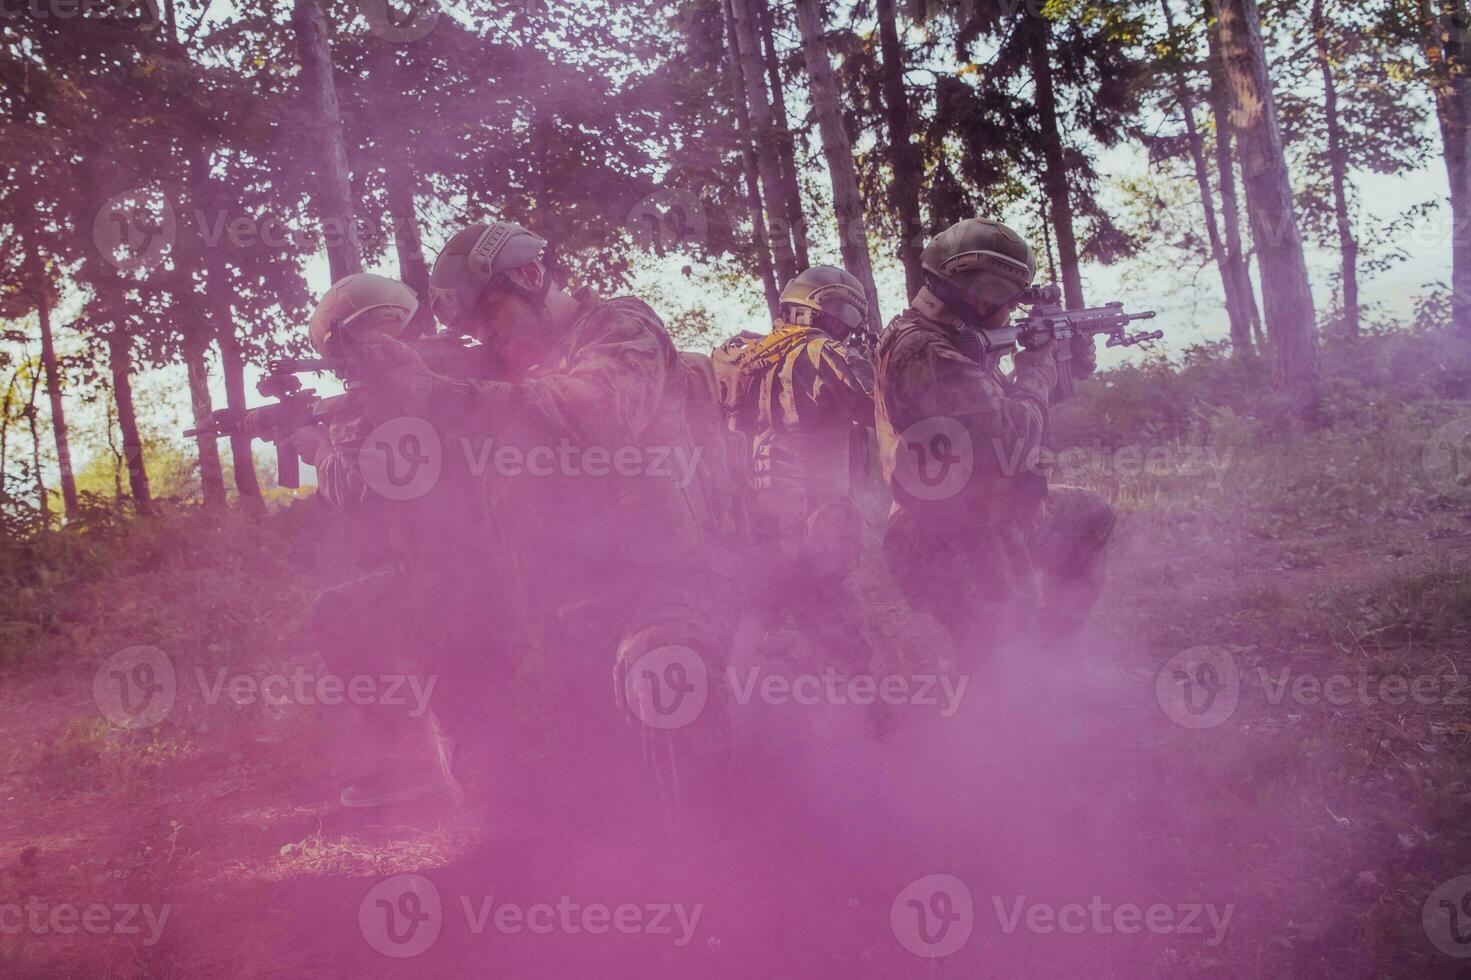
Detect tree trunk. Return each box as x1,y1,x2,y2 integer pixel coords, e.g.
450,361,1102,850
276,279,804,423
107,328,152,514
1421,0,1471,342
194,175,266,512
756,0,810,270
1161,0,1252,351
184,338,227,509
722,0,781,316
1028,16,1085,309
728,0,800,285
1216,0,1318,408
22,352,49,526
794,0,883,326
385,154,435,338
1039,195,1058,283
1311,0,1359,336
33,279,78,521
1206,1,1262,353
292,0,363,282
875,0,925,299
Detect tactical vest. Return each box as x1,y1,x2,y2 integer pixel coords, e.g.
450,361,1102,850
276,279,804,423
711,325,873,543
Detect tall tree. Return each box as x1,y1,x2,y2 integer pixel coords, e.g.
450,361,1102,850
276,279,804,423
1204,4,1265,347
756,0,811,271
795,0,883,325
1024,13,1086,308
1409,0,1471,341
1156,0,1255,352
875,0,926,299
31,269,77,520
728,0,801,284
1308,0,1359,335
1215,0,1318,410
292,0,363,281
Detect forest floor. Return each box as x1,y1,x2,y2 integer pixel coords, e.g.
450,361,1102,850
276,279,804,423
2,394,1471,978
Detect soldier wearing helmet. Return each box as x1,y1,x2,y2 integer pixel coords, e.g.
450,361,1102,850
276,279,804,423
875,218,1115,658
356,219,737,830
292,273,524,810
712,265,877,673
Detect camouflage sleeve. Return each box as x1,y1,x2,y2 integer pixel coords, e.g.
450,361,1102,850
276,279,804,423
884,326,1054,474
436,299,673,446
807,338,875,426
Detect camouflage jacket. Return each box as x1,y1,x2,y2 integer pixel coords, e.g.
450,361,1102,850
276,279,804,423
313,354,506,573
714,324,874,533
874,308,1057,533
428,292,706,602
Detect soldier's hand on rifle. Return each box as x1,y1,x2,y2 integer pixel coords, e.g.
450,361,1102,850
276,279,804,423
1070,333,1099,379
287,423,331,466
357,338,441,421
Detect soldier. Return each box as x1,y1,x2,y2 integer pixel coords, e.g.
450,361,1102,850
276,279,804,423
354,219,737,831
291,273,524,809
874,219,1116,659
713,266,876,671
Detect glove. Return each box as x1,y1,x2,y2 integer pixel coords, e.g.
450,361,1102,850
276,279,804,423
1013,337,1058,376
286,424,331,466
1070,332,1099,379
358,339,442,422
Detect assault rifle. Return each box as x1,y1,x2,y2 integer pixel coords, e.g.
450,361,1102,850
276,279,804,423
987,284,1162,402
184,334,483,489
183,371,345,490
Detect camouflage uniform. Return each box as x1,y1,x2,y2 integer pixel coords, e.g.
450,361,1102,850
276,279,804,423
427,289,737,826
309,355,526,806
715,322,876,673
875,310,1115,656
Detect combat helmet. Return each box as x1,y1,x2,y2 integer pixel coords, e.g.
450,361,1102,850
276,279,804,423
778,265,869,340
307,273,419,353
429,220,549,330
920,219,1037,323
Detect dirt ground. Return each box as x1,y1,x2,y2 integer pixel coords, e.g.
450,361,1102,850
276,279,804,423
2,448,1470,978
